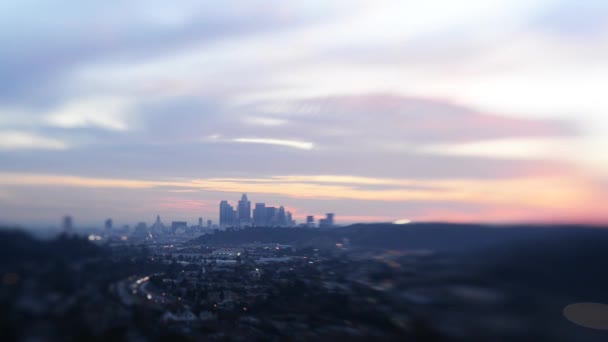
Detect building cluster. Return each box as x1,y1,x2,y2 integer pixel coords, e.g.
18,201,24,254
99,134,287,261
219,193,336,228
219,194,298,228
129,215,217,241
306,213,335,228
59,194,335,243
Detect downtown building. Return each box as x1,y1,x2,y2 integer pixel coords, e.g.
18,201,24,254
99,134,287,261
221,194,295,228
318,213,335,228
237,193,251,226
219,200,236,227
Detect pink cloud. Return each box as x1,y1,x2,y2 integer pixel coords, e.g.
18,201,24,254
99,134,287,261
294,94,577,143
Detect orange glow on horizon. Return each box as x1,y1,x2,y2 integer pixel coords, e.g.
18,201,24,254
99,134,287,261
1,172,607,224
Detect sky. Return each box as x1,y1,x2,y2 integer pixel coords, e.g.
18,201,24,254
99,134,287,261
1,0,608,228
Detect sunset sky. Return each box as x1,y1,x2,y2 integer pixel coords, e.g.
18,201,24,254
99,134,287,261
1,0,607,227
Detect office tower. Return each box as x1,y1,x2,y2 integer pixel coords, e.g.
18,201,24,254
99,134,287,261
198,217,203,227
326,213,335,226
265,207,277,226
286,211,293,226
134,222,149,238
319,213,335,228
220,200,228,227
320,213,334,228
306,215,315,228
237,193,251,225
253,203,266,226
104,218,113,230
207,220,212,228
220,200,236,227
151,214,165,235
171,221,187,234
62,215,73,233
278,206,286,226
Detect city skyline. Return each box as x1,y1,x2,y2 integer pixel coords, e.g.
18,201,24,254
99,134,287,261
44,193,332,231
1,1,608,227
220,193,298,228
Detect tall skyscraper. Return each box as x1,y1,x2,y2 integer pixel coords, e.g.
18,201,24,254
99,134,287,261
326,213,335,226
220,200,228,227
220,200,236,227
198,217,203,227
286,211,293,226
277,206,286,226
104,218,113,230
237,193,251,225
253,203,266,226
265,207,277,226
150,214,165,235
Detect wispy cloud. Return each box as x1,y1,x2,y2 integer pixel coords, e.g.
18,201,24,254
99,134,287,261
244,117,289,126
232,138,314,150
419,138,576,160
45,96,133,131
0,172,600,213
0,131,67,150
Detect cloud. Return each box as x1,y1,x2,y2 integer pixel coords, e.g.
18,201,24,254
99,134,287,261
2,170,607,225
156,197,213,213
232,138,314,150
1,0,607,225
0,136,578,183
0,131,67,150
249,94,576,146
244,117,289,126
0,172,600,212
419,137,579,160
45,96,133,131
0,1,337,102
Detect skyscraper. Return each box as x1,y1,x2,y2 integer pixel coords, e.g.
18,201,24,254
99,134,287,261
265,207,277,226
220,200,229,227
220,200,236,227
237,193,251,225
319,213,335,228
104,218,113,230
326,213,335,226
253,203,266,226
198,217,203,227
286,211,293,226
277,206,286,226
150,214,165,235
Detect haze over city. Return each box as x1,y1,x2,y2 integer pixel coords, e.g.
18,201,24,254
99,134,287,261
1,0,608,228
